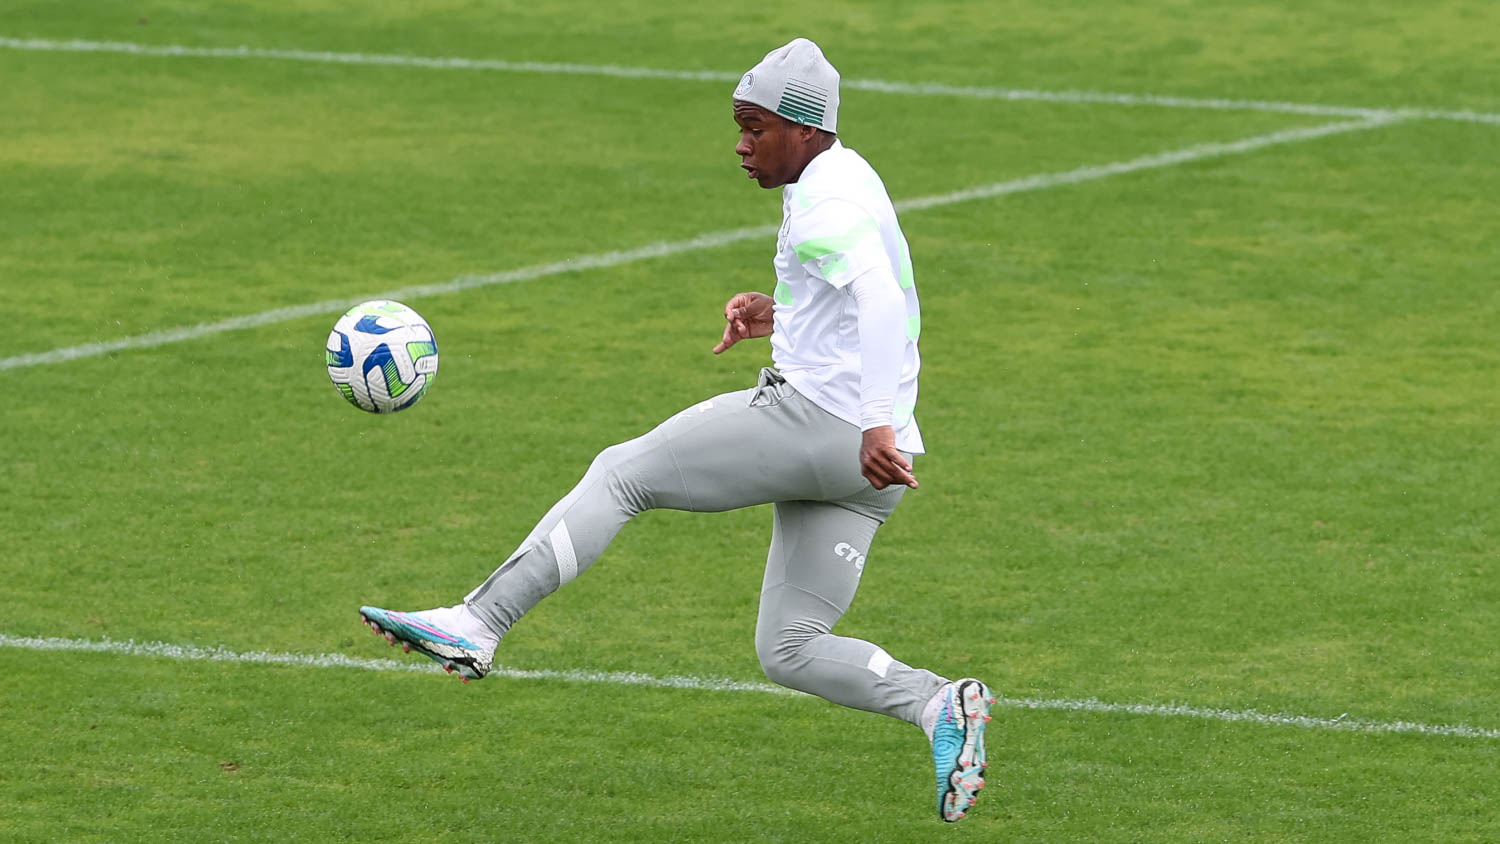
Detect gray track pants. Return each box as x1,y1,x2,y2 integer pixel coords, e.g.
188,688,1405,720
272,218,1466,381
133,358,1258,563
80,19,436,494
465,368,947,726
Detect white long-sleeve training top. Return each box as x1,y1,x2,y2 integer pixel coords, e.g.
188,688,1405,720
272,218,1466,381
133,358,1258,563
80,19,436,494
769,140,925,454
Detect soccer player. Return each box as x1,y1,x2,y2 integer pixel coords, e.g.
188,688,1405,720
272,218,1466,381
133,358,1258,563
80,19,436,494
359,38,994,823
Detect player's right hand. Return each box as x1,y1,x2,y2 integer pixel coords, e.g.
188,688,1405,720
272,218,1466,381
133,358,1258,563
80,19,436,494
712,291,775,354
859,426,919,490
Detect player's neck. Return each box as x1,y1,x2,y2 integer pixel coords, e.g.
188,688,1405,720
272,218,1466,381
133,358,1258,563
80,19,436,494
788,136,838,184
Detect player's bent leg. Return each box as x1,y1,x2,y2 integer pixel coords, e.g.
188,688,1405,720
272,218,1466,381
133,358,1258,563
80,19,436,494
753,500,947,725
755,500,996,822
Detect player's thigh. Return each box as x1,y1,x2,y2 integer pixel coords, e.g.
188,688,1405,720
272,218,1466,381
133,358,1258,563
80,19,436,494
760,500,882,624
624,389,842,511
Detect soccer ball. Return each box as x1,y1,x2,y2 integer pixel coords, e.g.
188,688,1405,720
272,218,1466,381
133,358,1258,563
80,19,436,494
325,300,439,413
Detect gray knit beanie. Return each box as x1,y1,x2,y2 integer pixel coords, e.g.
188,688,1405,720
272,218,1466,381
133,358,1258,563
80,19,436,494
733,38,840,134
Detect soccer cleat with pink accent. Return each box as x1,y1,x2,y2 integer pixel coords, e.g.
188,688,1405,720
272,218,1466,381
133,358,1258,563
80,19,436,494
359,605,494,681
931,678,993,822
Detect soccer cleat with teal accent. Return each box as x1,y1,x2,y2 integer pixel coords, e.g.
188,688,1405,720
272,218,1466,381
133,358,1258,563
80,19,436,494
359,606,494,681
932,678,993,822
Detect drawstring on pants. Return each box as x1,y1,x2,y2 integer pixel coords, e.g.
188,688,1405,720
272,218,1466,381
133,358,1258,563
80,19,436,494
749,367,790,407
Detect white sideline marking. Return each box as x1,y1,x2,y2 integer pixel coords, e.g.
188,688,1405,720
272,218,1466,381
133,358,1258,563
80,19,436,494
990,696,1500,740
0,632,796,695
2,36,1498,126
0,116,1396,372
2,632,1496,740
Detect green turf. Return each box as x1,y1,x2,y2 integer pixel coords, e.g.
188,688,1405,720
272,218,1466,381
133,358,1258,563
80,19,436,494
2,1,1498,841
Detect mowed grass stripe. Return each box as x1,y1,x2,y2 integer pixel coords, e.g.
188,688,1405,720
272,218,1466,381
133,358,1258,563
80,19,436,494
5,632,1497,740
0,116,1398,371
3,36,1498,125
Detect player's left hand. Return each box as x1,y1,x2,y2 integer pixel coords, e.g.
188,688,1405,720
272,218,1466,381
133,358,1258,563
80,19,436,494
713,291,775,354
860,426,918,490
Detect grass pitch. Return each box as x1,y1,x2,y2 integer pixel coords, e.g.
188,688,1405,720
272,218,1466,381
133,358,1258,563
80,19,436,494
2,1,1498,841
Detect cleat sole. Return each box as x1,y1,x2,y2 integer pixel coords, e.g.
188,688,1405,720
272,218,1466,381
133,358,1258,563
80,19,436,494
939,678,994,823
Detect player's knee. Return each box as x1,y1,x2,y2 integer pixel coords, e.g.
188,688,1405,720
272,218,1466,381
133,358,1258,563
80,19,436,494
591,442,631,477
756,640,801,688
590,440,653,513
755,620,825,689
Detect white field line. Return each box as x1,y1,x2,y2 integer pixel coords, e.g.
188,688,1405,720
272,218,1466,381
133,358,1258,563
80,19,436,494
2,115,1396,372
3,632,1496,740
0,223,776,371
2,36,1498,126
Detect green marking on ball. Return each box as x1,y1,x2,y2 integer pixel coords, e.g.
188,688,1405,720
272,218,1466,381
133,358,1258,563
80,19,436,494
382,357,411,398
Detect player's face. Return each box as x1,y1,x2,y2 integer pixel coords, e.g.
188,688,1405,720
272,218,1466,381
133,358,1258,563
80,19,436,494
733,102,804,189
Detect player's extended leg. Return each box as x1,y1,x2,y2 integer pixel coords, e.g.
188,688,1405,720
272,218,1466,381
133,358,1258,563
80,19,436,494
753,499,946,724
362,369,870,677
458,376,856,641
